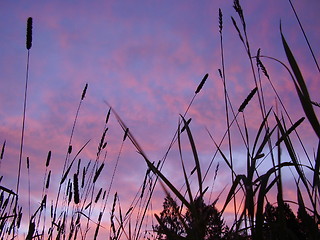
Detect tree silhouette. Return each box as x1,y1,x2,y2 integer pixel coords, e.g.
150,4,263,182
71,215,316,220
153,195,240,240
263,202,319,240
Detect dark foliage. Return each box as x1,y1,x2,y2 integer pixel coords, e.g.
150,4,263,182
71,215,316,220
153,196,245,240
263,202,320,240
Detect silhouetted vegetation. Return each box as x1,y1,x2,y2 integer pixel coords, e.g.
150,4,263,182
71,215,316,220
0,0,319,239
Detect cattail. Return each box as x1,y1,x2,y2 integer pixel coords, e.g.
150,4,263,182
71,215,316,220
195,73,208,94
102,190,106,200
0,141,5,160
73,174,80,204
123,128,129,141
26,17,33,50
46,150,51,167
95,188,102,203
219,8,223,33
46,170,51,189
238,87,258,112
218,69,223,79
81,83,88,100
93,163,104,183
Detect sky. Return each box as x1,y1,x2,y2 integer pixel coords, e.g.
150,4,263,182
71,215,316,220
0,0,319,239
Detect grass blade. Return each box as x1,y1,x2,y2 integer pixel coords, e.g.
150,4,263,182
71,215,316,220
180,115,203,197
144,157,190,209
275,117,305,146
177,123,194,204
281,28,320,138
313,140,320,195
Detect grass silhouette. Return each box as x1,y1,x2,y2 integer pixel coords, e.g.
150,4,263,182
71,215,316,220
0,0,319,239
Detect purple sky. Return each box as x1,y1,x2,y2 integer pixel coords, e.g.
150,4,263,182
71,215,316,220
0,0,319,238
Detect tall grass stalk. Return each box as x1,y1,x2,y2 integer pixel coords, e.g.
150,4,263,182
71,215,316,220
288,0,320,73
219,7,238,223
52,83,88,224
17,17,33,197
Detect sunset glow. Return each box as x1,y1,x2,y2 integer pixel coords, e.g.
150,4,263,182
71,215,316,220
0,0,319,239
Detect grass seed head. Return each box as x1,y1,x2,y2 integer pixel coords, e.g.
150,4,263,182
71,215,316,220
0,141,5,160
68,145,72,154
81,167,85,188
46,150,51,167
73,174,80,204
81,83,88,100
195,73,209,94
93,163,104,183
105,108,111,124
238,87,258,112
46,170,51,189
219,8,223,33
26,17,33,50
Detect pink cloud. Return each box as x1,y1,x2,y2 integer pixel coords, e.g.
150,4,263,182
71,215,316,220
0,0,319,238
